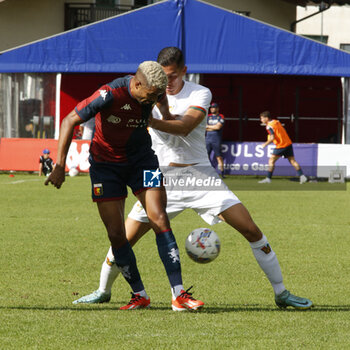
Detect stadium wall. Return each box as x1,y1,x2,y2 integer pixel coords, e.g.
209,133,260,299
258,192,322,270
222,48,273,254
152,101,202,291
0,139,349,178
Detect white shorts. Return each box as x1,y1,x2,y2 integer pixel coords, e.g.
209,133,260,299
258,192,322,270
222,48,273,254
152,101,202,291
128,165,240,225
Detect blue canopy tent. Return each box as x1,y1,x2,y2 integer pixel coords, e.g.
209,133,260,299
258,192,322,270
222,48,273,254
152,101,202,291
0,0,349,141
1,0,350,75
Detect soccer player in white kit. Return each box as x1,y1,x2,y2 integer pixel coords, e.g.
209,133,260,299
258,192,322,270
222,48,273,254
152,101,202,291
74,47,313,311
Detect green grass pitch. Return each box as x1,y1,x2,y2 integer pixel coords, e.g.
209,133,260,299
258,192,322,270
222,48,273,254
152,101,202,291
0,173,349,349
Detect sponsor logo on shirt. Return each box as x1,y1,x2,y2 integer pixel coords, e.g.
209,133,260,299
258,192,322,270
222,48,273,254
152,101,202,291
107,115,121,124
126,119,147,128
121,104,132,110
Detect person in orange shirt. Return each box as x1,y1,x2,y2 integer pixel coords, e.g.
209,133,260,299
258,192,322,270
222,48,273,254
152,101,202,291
259,111,307,184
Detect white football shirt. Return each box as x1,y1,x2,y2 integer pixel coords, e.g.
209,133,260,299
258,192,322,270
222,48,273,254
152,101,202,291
150,80,212,166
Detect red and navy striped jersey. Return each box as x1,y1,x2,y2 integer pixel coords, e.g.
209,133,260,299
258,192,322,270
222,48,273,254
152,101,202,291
75,76,154,163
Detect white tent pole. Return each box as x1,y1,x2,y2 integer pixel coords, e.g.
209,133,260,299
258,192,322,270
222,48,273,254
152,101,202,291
55,73,61,140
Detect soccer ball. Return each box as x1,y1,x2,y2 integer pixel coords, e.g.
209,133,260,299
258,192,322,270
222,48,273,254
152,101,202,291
68,167,79,177
185,228,221,264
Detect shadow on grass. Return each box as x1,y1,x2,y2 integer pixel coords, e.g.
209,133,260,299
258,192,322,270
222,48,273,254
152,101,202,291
1,303,350,313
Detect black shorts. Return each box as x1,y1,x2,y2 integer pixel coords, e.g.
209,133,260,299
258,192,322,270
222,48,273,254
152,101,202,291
273,144,294,158
89,153,159,202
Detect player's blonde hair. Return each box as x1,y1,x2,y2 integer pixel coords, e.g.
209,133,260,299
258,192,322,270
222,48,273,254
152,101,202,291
137,61,168,91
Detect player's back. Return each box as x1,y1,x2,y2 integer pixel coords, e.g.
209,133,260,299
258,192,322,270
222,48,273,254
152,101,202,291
75,76,154,163
268,119,292,148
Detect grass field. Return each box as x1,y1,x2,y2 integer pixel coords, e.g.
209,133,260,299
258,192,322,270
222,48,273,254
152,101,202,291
0,173,349,349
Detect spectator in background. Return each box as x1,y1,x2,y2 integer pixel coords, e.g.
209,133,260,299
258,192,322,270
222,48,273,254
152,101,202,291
39,148,54,176
206,102,225,177
259,110,307,184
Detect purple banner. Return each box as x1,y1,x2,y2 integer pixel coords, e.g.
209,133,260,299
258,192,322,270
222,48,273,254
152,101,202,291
210,142,318,176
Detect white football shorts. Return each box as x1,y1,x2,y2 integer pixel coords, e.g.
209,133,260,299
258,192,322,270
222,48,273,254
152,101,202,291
129,165,241,225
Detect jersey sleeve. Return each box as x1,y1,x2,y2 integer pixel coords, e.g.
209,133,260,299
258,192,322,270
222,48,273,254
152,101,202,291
219,114,225,125
266,125,274,135
75,85,114,121
188,87,212,115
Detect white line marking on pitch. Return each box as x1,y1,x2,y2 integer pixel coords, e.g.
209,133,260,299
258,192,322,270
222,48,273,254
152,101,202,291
0,179,42,185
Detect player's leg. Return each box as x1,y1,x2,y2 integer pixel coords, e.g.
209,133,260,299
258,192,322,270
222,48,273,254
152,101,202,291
219,203,285,292
137,188,183,294
287,155,307,183
259,154,279,183
268,154,279,174
98,219,151,296
216,156,224,175
219,203,312,309
97,200,150,309
206,140,217,170
137,187,204,311
211,140,224,176
73,210,153,304
206,139,212,158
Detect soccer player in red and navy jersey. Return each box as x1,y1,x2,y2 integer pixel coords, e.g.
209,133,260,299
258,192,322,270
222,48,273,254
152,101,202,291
45,61,203,310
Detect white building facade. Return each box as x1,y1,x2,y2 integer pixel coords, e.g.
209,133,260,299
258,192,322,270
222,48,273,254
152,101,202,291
296,5,350,52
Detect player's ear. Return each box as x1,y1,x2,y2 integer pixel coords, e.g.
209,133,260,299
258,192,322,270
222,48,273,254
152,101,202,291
182,65,187,75
135,79,142,89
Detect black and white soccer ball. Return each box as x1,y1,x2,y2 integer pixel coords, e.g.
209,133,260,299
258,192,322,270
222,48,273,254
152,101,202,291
185,228,221,264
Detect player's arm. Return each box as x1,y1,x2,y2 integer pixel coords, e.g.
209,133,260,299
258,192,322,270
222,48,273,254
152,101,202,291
149,107,206,136
155,94,179,120
39,162,43,176
206,122,223,131
45,110,83,188
262,130,275,148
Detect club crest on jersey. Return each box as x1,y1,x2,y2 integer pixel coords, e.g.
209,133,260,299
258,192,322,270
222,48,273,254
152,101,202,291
261,244,271,254
99,89,108,100
121,104,132,110
93,183,103,196
107,115,121,124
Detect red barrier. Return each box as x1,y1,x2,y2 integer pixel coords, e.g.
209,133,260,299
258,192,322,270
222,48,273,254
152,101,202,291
0,138,91,172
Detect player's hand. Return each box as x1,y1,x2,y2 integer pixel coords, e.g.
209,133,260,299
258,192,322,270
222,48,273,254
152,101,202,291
44,164,66,189
156,94,169,111
156,96,175,120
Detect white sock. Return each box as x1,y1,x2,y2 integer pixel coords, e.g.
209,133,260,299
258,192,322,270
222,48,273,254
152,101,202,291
171,285,184,299
250,234,286,296
98,247,120,294
135,289,149,299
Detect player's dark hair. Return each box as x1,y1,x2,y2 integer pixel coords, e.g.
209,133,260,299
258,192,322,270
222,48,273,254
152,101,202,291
260,110,271,119
157,47,184,68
